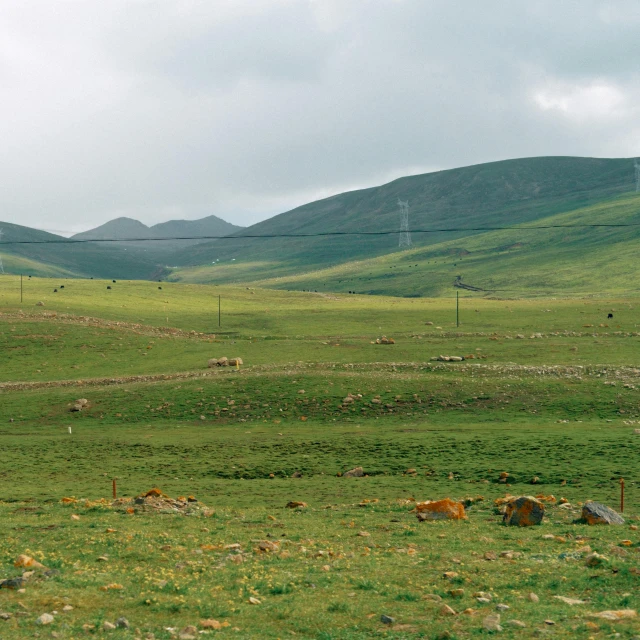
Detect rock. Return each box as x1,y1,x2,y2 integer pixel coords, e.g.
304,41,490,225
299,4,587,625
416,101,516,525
0,577,24,590
380,615,395,624
343,466,364,478
207,359,218,368
416,498,467,521
103,621,116,630
62,605,73,612
36,301,45,306
439,604,456,616
115,617,130,629
553,596,587,605
527,592,539,603
0,612,12,620
228,358,243,366
496,604,510,611
483,613,502,631
531,476,540,484
285,501,306,508
248,597,261,605
590,609,637,620
449,588,464,597
217,357,229,366
36,613,54,625
291,470,303,478
502,496,544,526
423,594,442,602
257,540,279,552
585,552,608,567
582,501,625,525
200,619,224,629
505,620,526,628
179,625,198,639
14,554,46,570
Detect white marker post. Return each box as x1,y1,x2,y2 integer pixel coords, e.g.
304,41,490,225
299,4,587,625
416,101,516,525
68,426,72,435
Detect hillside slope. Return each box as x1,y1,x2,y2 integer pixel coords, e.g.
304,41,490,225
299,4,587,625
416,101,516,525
0,221,162,279
169,156,636,282
229,191,640,297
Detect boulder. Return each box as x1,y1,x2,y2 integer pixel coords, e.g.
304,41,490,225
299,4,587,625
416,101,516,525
502,496,545,526
36,301,45,307
416,498,467,521
217,357,229,366
207,359,218,368
228,357,243,366
582,501,625,525
343,466,364,478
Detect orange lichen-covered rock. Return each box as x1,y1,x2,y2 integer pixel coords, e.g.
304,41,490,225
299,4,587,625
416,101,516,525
143,488,167,498
14,555,46,570
535,494,557,503
416,498,467,522
502,496,545,527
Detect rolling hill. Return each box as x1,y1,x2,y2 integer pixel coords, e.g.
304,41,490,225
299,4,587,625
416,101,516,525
168,156,637,285
0,221,163,280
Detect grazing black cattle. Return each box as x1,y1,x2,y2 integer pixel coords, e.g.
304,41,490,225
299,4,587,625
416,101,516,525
60,285,64,289
112,280,116,283
53,289,57,292
107,286,111,290
608,313,613,319
158,286,162,290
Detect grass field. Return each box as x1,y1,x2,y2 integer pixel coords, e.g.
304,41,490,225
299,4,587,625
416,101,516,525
1,277,640,638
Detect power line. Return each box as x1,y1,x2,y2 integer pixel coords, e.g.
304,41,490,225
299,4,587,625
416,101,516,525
2,220,640,245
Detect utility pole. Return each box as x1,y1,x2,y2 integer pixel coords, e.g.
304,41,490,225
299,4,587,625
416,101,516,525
456,290,459,327
218,295,221,327
20,273,23,303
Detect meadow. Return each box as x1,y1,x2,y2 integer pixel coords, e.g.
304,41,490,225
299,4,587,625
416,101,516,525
1,276,640,638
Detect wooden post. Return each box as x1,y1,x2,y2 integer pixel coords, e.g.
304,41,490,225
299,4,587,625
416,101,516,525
20,274,23,303
620,477,625,513
218,294,221,327
112,478,117,500
456,290,459,327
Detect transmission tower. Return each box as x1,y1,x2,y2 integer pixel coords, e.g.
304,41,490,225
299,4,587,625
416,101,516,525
398,199,411,248
635,159,640,193
0,229,4,274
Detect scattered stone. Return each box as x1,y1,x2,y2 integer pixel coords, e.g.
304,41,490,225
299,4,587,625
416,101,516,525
505,619,526,628
423,594,442,602
103,621,116,630
178,625,198,639
531,476,540,484
207,359,219,368
502,496,544,526
496,604,510,611
380,615,395,624
439,604,456,616
449,589,464,597
248,597,261,605
115,617,130,629
375,336,395,344
291,470,303,478
357,531,370,537
585,552,608,567
343,466,364,478
36,613,54,625
14,554,46,570
582,501,625,525
0,612,12,620
36,301,45,306
0,577,24,590
554,596,587,605
62,605,73,613
257,540,279,553
483,551,497,561
527,592,539,603
416,498,467,521
200,619,225,630
544,619,555,625
483,613,502,631
590,609,637,620
285,501,306,508
228,358,243,367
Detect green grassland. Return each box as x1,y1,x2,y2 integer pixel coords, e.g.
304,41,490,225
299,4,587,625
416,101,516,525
1,278,640,638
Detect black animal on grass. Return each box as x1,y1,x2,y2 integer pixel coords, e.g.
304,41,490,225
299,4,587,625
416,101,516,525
107,286,111,290
608,313,613,319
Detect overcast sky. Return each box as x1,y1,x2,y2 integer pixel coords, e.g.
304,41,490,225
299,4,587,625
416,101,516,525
1,0,640,235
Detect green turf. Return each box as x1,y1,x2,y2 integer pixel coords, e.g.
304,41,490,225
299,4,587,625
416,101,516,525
1,279,640,638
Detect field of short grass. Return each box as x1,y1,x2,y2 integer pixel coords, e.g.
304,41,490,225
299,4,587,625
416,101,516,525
1,278,640,638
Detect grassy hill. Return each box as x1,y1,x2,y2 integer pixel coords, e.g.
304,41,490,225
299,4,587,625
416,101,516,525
169,156,637,284
0,221,163,280
226,191,640,297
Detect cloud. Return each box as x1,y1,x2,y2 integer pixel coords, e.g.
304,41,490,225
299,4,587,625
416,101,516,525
0,0,639,232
